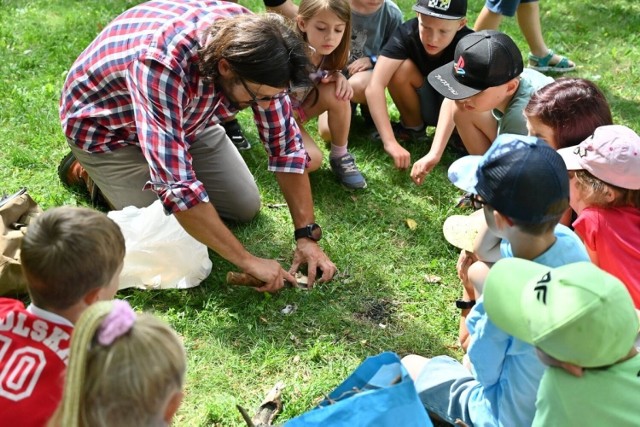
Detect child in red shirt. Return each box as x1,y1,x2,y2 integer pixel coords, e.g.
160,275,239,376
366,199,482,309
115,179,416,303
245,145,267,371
558,125,640,308
0,207,124,426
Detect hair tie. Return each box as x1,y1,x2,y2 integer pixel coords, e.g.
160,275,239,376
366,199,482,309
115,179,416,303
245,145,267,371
97,300,136,346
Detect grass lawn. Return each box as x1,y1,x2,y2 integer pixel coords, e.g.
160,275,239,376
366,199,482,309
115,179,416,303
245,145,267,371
1,0,639,425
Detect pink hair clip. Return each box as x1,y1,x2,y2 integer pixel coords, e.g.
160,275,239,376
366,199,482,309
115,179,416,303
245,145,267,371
97,300,136,346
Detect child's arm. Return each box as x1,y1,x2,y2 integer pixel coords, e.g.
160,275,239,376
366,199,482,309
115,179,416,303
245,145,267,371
466,304,511,387
364,56,411,169
410,98,455,185
346,57,374,76
473,219,502,263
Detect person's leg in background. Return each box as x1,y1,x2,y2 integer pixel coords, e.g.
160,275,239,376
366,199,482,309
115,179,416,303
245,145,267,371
474,0,575,72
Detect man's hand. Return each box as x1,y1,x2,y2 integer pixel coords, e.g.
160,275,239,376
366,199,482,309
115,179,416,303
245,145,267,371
289,238,336,287
245,256,298,293
410,152,441,185
346,57,372,76
383,140,411,169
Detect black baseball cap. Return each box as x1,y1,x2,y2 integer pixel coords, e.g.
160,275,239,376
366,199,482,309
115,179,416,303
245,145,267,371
428,30,524,100
448,134,569,224
412,0,467,20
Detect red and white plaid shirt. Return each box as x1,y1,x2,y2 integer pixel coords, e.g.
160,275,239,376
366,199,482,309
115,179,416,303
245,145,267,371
60,0,307,213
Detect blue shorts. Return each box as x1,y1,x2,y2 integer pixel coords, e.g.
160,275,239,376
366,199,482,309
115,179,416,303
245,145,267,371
485,0,538,17
413,355,479,425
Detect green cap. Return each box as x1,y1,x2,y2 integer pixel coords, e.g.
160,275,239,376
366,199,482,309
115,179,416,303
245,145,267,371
484,259,639,368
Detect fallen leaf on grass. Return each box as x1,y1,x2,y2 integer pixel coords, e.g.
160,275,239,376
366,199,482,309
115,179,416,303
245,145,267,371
424,274,442,284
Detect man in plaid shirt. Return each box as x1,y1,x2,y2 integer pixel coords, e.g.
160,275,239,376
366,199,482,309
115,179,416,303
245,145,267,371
59,0,336,291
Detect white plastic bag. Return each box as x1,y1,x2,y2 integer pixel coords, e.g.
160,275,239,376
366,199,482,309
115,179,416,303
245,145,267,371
108,200,212,290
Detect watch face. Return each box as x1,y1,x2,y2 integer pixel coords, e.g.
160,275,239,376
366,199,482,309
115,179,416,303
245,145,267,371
309,223,322,241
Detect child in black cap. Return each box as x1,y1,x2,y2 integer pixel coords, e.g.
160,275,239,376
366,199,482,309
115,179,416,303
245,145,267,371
411,30,553,185
365,0,472,170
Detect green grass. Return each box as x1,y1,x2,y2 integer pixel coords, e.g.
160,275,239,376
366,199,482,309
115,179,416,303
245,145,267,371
1,0,639,425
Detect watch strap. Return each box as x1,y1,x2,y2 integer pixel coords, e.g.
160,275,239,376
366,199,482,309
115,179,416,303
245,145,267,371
455,299,476,310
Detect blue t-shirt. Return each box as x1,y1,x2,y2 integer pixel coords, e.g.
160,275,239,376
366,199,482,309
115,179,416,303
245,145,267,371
349,0,403,62
465,224,590,427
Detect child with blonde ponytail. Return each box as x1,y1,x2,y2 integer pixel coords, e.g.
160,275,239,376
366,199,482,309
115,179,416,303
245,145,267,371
48,300,186,427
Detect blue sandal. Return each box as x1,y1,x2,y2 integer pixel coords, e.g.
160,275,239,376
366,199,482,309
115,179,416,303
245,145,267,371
528,49,576,73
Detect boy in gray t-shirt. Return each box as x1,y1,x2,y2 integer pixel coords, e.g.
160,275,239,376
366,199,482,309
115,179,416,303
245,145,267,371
318,0,402,136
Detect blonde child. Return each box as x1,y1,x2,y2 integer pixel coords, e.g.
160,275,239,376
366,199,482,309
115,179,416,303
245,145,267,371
366,0,472,170
294,0,367,189
0,207,125,427
558,125,640,308
48,300,186,427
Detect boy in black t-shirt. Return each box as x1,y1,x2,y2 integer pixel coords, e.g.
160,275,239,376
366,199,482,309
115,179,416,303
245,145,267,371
365,0,471,170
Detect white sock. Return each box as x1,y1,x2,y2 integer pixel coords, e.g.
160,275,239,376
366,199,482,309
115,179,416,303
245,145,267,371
330,144,348,159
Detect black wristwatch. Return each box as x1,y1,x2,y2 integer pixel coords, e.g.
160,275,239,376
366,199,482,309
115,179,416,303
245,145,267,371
369,55,377,67
294,223,322,242
455,299,476,310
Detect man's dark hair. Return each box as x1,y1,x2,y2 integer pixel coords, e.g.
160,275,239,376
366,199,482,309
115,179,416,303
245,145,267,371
198,13,312,88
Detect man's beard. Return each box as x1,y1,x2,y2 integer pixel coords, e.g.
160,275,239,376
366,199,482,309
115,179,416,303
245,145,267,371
215,76,249,111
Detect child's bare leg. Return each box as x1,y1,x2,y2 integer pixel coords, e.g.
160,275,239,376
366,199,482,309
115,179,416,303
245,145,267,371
297,125,323,172
387,59,425,128
317,112,330,142
452,105,497,154
303,83,366,188
348,70,371,105
303,83,351,148
473,6,504,30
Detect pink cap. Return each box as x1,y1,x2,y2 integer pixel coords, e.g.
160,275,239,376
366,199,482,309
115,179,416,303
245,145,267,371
558,125,640,190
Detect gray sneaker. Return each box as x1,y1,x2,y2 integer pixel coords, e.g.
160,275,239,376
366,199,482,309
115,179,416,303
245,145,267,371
330,153,367,189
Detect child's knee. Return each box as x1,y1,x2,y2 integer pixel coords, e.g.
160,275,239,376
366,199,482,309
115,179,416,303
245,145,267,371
401,354,430,380
468,261,491,296
306,144,324,172
389,60,421,89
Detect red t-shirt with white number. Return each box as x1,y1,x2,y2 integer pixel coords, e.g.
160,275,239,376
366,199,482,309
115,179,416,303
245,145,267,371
0,298,73,426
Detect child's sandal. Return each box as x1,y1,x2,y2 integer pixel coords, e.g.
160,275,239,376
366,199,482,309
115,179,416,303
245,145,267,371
528,49,576,73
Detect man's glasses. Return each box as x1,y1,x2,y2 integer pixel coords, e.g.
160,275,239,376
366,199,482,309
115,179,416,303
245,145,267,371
239,77,289,104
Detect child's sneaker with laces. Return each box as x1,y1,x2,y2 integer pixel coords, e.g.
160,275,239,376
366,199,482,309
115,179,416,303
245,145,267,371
222,119,251,151
371,122,428,143
330,153,367,190
390,122,428,142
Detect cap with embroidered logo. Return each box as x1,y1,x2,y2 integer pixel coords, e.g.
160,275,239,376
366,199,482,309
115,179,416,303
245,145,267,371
412,0,467,20
484,258,639,368
557,124,640,190
448,134,568,224
428,30,523,100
